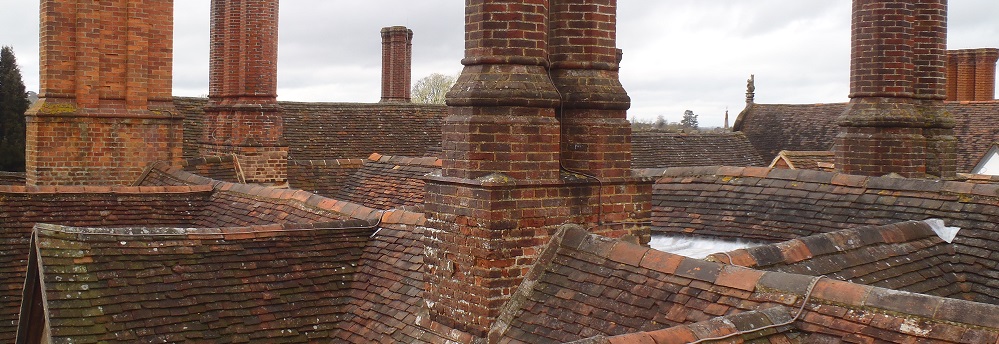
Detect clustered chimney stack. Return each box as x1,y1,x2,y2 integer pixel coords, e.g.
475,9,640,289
26,0,182,185
423,0,644,340
201,0,288,186
946,49,999,101
380,26,413,103
550,0,633,178
835,0,956,179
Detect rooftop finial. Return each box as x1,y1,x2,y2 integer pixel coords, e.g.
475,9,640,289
746,74,755,104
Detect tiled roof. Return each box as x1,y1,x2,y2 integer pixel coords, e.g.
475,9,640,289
953,102,999,171
734,101,999,172
1,168,380,341
334,153,441,210
332,210,463,343
707,221,962,298
288,159,365,198
20,221,375,343
173,97,446,162
733,102,845,161
653,166,999,304
569,307,801,344
491,225,999,343
181,155,243,183
769,150,835,172
0,172,25,185
631,132,766,169
0,185,213,343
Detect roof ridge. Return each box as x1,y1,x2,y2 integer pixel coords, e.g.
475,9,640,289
707,220,939,268
573,306,796,344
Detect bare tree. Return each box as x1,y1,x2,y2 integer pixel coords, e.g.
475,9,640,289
412,73,457,104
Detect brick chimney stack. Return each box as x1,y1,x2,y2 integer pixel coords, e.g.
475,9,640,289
946,48,999,101
423,1,648,341
201,0,288,186
380,26,413,103
550,0,632,178
26,0,182,185
835,0,956,179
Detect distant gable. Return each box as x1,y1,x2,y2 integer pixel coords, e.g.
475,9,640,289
972,142,999,175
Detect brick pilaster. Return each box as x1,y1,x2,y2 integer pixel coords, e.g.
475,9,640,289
913,0,955,179
26,0,182,186
974,49,998,101
835,0,954,179
955,50,978,101
946,51,958,101
201,0,287,186
550,0,632,179
380,26,413,103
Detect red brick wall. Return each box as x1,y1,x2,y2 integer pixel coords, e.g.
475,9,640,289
27,0,182,186
423,177,651,337
381,26,413,103
202,0,287,186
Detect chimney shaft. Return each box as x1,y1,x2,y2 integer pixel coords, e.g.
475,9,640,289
202,0,287,186
835,0,955,179
380,26,413,103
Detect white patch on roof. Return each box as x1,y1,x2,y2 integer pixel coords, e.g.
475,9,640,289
649,235,762,259
925,219,960,243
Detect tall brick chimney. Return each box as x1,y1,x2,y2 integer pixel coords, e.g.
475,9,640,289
550,0,632,178
201,0,288,186
25,0,182,186
835,0,956,179
380,26,413,103
946,48,999,101
423,1,648,341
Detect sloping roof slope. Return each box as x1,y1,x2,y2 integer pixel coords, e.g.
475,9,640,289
631,132,766,169
770,150,836,171
19,222,374,343
334,154,441,210
0,172,25,185
288,159,365,197
1,168,378,341
953,102,999,171
173,97,446,162
735,101,999,171
733,103,845,160
653,166,999,304
707,221,962,298
331,210,463,343
490,226,999,343
569,307,802,344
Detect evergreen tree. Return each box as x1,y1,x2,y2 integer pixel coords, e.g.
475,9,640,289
680,109,698,130
0,46,29,172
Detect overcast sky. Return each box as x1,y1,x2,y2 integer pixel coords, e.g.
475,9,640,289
1,1,997,127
